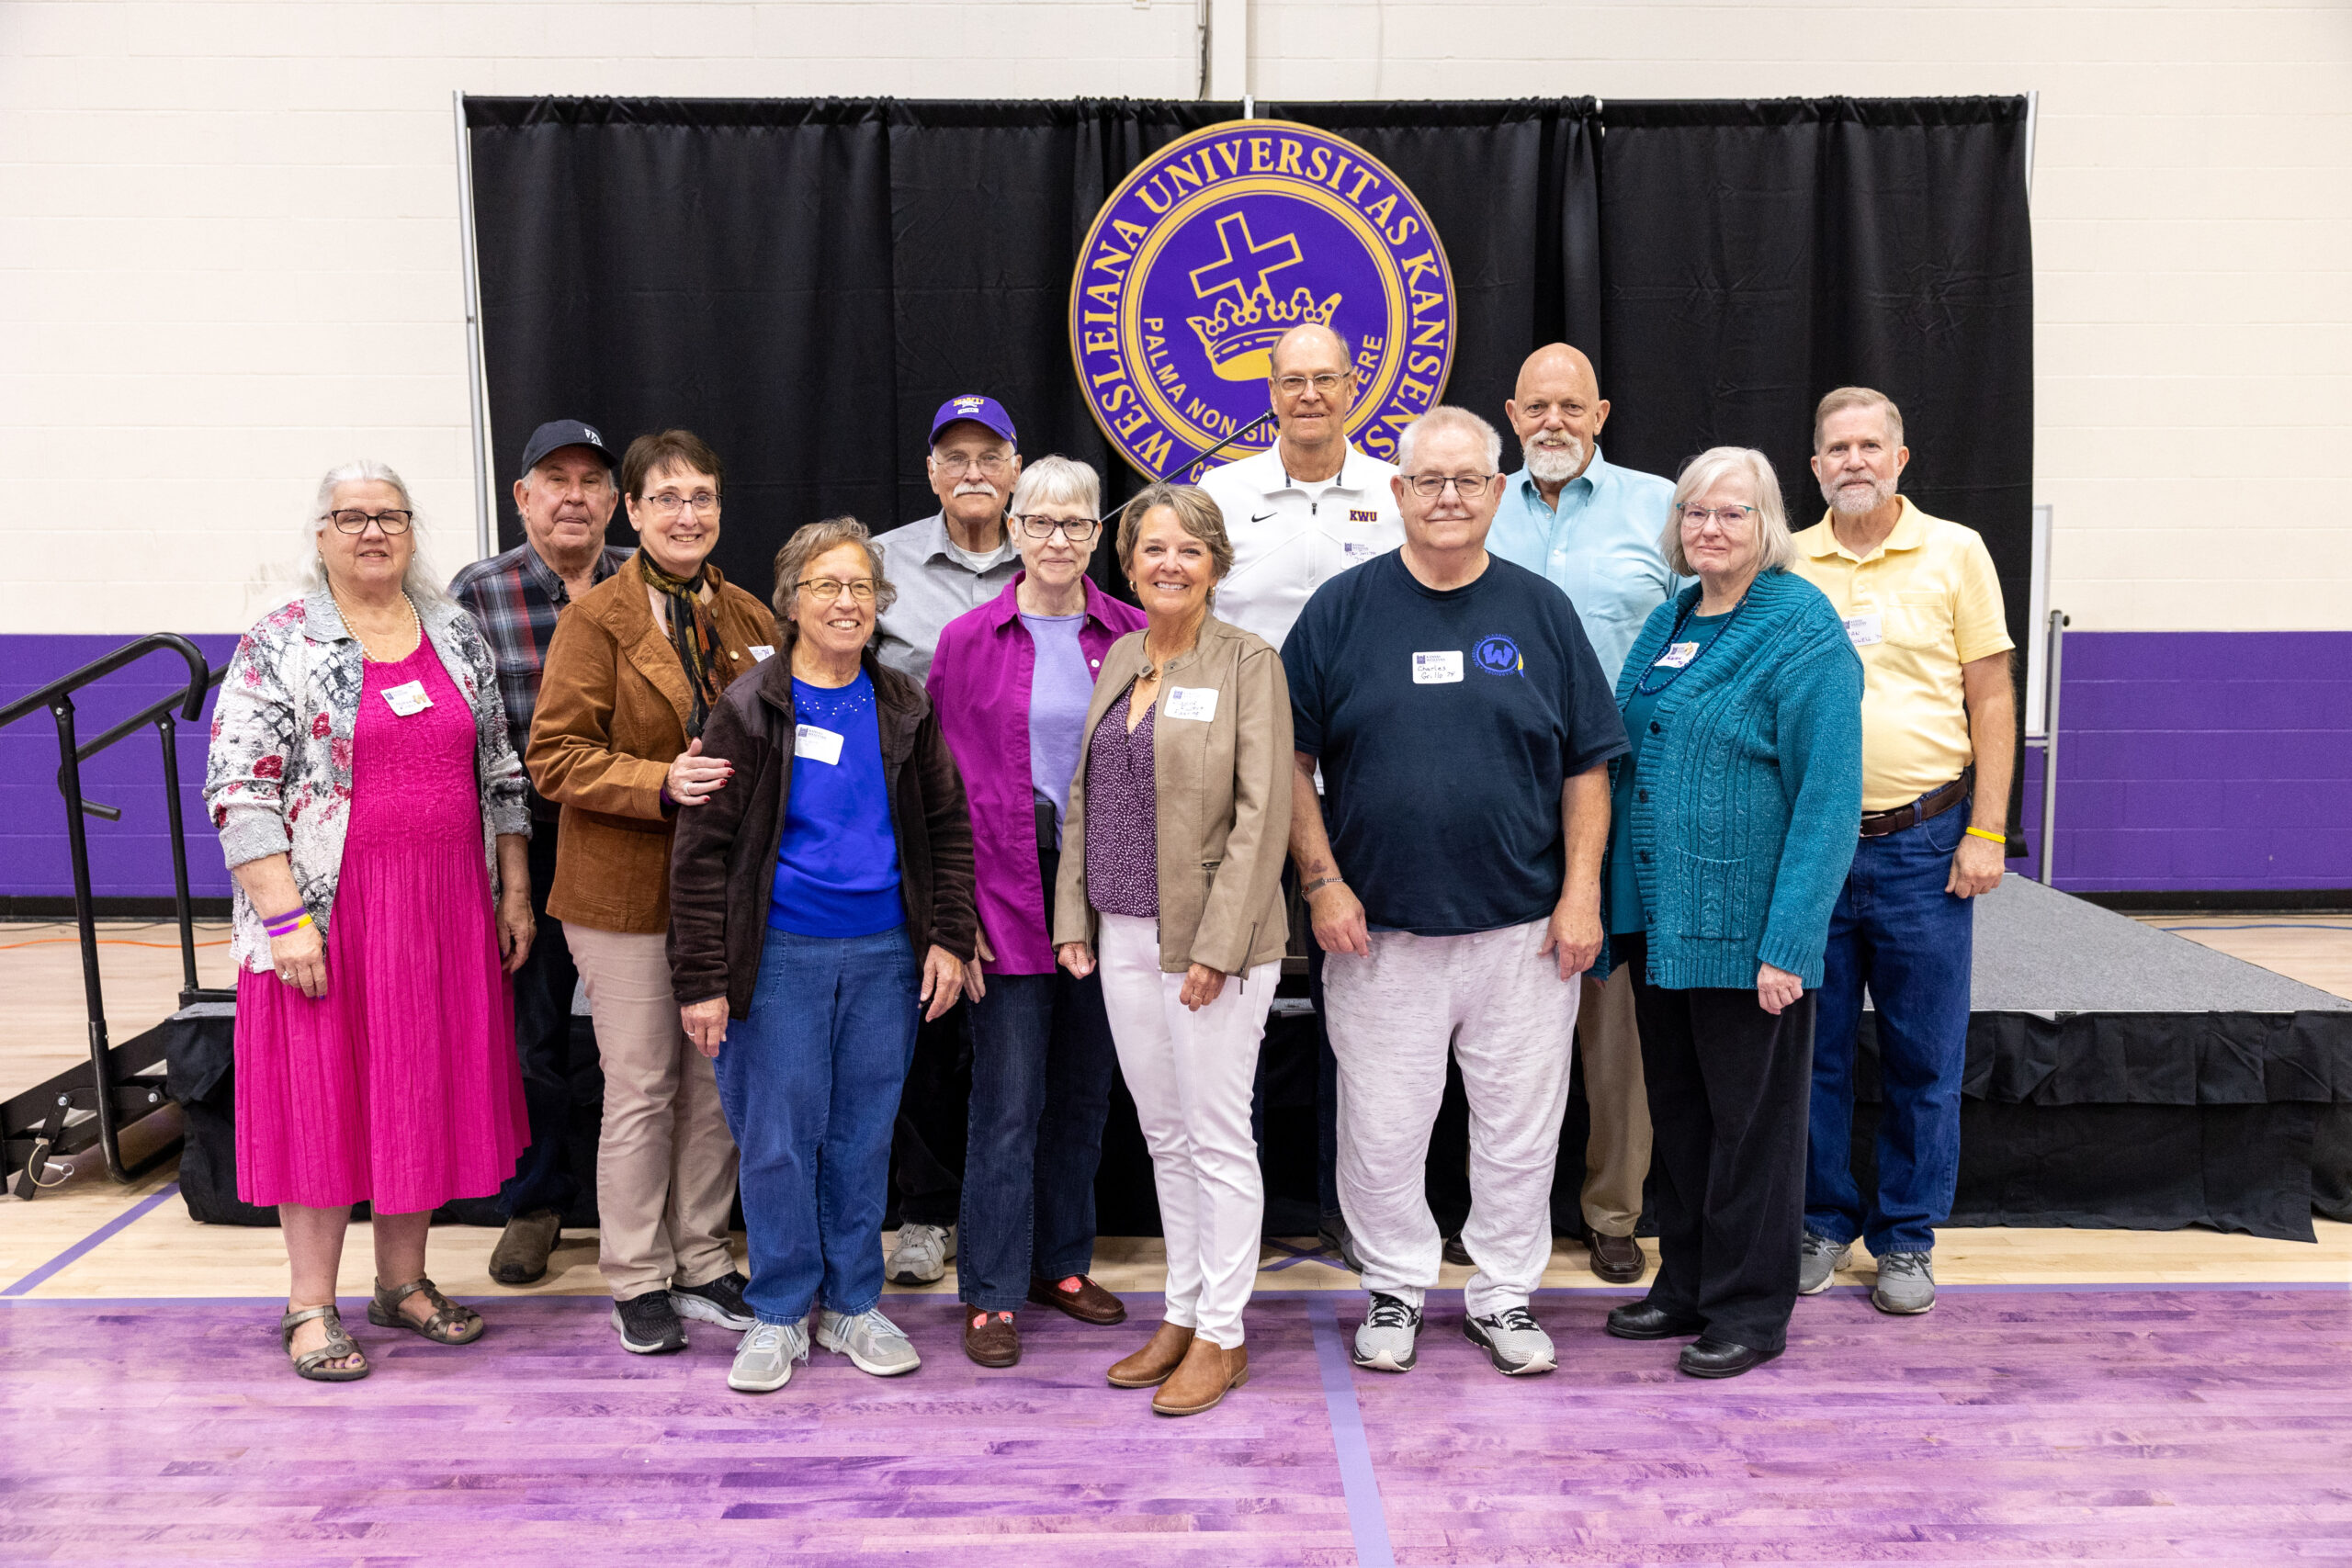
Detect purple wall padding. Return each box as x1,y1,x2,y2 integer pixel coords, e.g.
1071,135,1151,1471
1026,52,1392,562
4,629,2347,898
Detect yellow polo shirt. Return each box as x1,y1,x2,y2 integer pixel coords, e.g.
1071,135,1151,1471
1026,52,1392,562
1789,497,2013,812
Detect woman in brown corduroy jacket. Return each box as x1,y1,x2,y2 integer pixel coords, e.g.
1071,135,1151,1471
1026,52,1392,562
526,428,773,1356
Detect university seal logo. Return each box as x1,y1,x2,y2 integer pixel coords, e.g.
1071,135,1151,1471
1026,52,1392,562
1070,120,1456,479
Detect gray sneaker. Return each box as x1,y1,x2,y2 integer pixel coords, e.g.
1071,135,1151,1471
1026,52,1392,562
1798,1231,1851,1295
1463,1304,1557,1376
1351,1292,1422,1372
816,1306,922,1376
1872,1250,1937,1314
728,1318,808,1393
886,1223,954,1286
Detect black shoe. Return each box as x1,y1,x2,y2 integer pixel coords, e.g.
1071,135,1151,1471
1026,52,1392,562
1441,1232,1474,1268
1317,1212,1365,1274
1586,1232,1645,1284
1678,1336,1782,1379
1605,1300,1706,1341
672,1269,755,1332
611,1290,688,1354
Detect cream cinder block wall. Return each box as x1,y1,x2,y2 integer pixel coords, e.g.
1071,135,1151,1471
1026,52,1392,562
5,0,2346,635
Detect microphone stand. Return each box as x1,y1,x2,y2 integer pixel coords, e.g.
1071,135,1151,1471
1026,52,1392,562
1103,408,1277,529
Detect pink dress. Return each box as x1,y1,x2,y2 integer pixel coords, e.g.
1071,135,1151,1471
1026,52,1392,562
233,637,528,1213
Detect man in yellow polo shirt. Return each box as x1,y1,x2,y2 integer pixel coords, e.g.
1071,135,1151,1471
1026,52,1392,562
1789,387,2015,1317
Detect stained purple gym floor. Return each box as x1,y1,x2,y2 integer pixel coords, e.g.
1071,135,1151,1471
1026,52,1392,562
5,1284,2349,1564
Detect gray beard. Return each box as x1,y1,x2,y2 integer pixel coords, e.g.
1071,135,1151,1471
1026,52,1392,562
1825,476,1894,515
1525,439,1587,486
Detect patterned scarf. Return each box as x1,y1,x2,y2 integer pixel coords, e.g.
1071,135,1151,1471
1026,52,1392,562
639,555,726,738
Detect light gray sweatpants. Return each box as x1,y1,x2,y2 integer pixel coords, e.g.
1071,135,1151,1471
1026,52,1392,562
1324,919,1578,1317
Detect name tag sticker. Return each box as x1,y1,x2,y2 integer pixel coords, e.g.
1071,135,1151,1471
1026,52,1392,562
1164,685,1218,723
380,680,433,716
1412,650,1464,684
1844,612,1883,649
1340,540,1381,562
794,724,844,766
1656,642,1701,670
749,644,775,662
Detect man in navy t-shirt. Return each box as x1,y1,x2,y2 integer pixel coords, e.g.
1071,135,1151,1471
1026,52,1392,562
1286,406,1625,1380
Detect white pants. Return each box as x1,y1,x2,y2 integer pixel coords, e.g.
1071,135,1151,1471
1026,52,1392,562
1324,919,1578,1317
1096,911,1278,1348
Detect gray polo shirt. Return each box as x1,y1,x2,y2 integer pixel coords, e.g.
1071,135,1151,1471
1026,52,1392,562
870,511,1023,682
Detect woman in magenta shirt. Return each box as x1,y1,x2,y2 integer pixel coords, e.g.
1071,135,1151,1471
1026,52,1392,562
927,457,1147,1369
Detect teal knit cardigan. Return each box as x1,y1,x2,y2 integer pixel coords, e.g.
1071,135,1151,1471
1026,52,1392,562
1595,569,1864,991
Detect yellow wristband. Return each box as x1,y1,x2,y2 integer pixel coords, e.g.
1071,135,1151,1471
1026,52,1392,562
1964,827,2006,846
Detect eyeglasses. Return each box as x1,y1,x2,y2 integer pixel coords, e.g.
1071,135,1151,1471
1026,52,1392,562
324,509,414,534
1273,371,1352,397
1014,514,1101,542
797,577,878,604
1679,504,1757,527
641,491,719,517
934,451,1012,476
1402,473,1498,500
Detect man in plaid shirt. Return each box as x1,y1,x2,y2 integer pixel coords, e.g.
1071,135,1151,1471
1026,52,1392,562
450,418,631,1287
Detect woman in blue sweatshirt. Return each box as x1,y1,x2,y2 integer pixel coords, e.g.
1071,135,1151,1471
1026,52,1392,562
1595,446,1863,1379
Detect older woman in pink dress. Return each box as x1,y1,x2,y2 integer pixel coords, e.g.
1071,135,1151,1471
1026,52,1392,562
206,460,532,1382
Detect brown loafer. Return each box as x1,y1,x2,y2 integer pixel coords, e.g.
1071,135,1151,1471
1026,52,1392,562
1028,1273,1127,1325
489,1208,562,1286
963,1308,1020,1368
1588,1232,1645,1283
1106,1321,1194,1388
1152,1337,1249,1416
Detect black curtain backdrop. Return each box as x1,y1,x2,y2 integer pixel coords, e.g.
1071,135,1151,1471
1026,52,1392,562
466,93,2031,820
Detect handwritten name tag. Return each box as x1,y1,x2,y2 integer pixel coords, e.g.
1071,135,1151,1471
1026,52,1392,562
1655,642,1701,670
381,681,433,716
1164,686,1218,723
1413,651,1464,684
749,644,776,662
1844,612,1883,648
794,724,844,765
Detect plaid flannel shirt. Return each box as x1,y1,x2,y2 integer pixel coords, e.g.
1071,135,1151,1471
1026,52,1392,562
450,541,631,813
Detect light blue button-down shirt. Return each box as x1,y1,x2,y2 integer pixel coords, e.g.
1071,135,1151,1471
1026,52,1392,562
1486,448,1688,685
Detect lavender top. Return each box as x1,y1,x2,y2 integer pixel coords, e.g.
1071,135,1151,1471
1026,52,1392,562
1021,611,1092,840
1083,687,1159,919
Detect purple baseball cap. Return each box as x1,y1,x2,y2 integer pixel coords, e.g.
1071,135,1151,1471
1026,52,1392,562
929,394,1018,447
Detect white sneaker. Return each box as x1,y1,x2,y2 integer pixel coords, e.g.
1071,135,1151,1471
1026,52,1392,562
886,1223,954,1286
816,1306,922,1377
1463,1304,1557,1376
728,1318,808,1393
1351,1292,1423,1372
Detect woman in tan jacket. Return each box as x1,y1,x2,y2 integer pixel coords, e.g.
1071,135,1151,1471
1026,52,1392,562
1053,482,1292,1416
527,428,774,1356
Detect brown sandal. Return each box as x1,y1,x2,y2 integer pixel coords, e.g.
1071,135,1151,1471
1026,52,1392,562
281,1303,369,1381
368,1277,485,1345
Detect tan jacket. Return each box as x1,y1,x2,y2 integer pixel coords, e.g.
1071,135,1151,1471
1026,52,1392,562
527,554,775,933
1053,613,1293,976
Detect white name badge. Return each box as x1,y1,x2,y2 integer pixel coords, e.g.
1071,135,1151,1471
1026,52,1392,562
1164,685,1218,723
1843,612,1883,648
1656,641,1701,670
749,644,776,662
794,724,844,766
1340,540,1382,563
1412,650,1464,684
380,680,433,716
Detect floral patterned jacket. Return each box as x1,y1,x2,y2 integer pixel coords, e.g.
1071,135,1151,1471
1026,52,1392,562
204,588,530,974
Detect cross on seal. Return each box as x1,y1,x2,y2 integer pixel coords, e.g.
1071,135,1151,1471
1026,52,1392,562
1188,212,1304,303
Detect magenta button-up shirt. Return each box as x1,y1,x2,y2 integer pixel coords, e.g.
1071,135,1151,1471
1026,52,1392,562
928,573,1146,975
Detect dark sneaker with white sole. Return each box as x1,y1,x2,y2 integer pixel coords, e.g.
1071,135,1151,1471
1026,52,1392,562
673,1270,755,1332
611,1290,688,1354
1463,1305,1557,1375
1351,1292,1423,1372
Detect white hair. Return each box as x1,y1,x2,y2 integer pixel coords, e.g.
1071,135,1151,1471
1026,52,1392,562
1396,406,1504,473
296,459,451,607
1661,446,1796,576
1007,455,1102,518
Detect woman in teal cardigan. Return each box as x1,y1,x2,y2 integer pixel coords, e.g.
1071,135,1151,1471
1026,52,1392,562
1594,446,1863,1380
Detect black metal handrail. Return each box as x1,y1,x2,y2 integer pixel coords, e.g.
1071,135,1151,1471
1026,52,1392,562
0,633,219,1190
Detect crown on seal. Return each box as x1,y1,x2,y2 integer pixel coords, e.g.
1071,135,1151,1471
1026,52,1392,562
1187,284,1343,384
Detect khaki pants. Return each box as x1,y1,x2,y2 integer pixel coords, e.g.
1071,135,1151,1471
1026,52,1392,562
566,925,740,1300
1576,964,1652,1238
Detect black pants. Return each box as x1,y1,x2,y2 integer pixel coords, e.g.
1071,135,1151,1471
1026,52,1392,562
892,996,973,1229
1624,933,1815,1355
497,825,599,1222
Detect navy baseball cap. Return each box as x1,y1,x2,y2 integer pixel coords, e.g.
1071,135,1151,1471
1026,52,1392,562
516,419,617,481
928,394,1018,447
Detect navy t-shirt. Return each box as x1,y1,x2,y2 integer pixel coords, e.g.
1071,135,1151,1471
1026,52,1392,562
1283,549,1629,936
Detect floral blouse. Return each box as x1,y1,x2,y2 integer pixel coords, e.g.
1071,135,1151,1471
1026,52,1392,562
203,588,529,974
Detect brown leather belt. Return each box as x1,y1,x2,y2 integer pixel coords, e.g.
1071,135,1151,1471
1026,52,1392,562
1858,772,1971,840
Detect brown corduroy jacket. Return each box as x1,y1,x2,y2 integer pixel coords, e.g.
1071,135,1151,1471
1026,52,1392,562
667,647,977,1018
527,554,775,933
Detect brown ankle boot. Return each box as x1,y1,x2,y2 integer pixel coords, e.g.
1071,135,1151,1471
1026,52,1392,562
1151,1337,1249,1416
1106,1321,1195,1388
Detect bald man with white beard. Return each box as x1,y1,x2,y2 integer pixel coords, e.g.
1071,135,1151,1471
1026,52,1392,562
1488,342,1687,1286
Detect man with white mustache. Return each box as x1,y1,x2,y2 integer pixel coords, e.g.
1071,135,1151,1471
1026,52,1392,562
1488,343,1685,1288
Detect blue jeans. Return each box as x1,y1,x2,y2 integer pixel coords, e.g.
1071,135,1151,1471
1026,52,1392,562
715,924,918,1325
1805,804,1975,1256
957,965,1118,1311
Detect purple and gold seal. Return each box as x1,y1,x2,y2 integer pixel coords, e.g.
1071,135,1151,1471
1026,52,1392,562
1070,120,1457,479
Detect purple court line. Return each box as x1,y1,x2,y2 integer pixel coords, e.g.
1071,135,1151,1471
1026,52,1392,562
1306,1292,1397,1568
1,1180,183,1298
